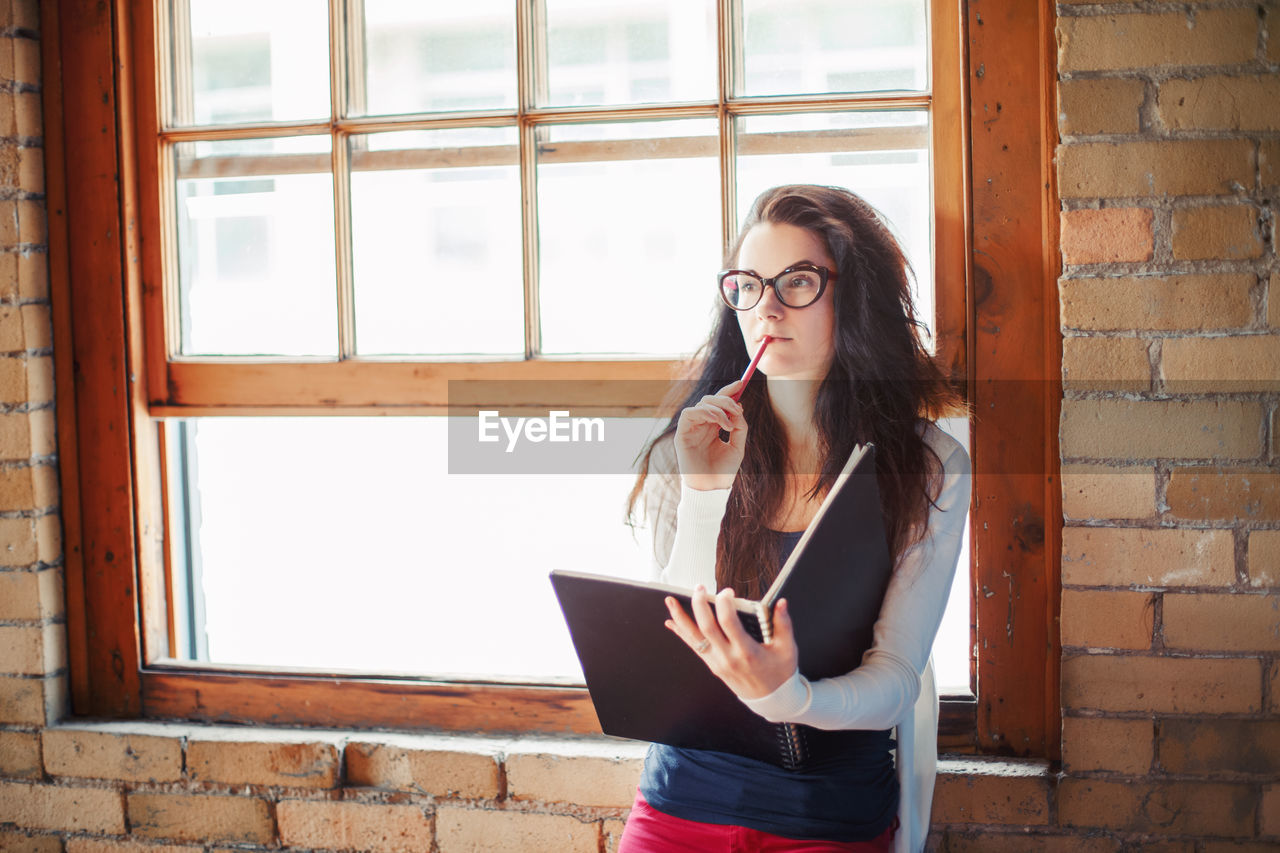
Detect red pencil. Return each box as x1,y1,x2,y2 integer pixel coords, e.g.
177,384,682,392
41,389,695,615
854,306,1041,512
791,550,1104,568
730,335,772,402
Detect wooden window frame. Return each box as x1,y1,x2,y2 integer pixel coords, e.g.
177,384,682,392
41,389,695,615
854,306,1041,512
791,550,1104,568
45,0,1061,757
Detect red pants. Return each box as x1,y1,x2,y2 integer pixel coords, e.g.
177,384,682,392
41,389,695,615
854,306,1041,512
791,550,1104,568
617,791,896,853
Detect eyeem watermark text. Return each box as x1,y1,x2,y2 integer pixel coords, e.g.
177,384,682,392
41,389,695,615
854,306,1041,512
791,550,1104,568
478,410,606,453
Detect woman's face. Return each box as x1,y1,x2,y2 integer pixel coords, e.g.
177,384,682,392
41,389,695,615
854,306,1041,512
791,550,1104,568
733,222,837,383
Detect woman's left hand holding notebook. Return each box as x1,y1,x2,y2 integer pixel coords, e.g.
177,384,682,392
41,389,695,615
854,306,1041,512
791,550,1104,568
664,585,800,702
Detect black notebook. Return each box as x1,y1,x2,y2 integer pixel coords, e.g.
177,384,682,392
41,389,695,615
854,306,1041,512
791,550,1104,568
550,444,893,769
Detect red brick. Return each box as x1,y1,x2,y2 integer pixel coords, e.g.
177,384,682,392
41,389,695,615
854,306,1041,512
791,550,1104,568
0,730,41,779
1264,141,1280,191
0,92,13,138
16,147,41,194
66,841,203,853
1274,405,1280,461
0,517,37,566
1061,208,1153,265
1202,843,1280,853
0,780,125,833
1057,139,1254,198
1058,777,1255,835
1159,75,1280,131
1062,465,1157,520
1249,530,1280,587
277,800,433,853
1062,336,1150,392
1163,592,1280,651
1160,719,1280,777
16,252,45,301
20,305,50,351
1271,271,1280,328
0,674,62,725
0,37,15,82
1060,274,1254,332
186,735,340,788
0,253,15,301
1163,335,1280,394
12,37,38,87
1059,77,1144,136
945,834,1120,853
0,355,53,405
0,464,59,512
16,200,43,246
1264,783,1280,837
1062,654,1260,713
930,759,1051,825
1062,527,1234,587
0,410,52,460
1108,843,1193,853
14,92,39,141
126,792,273,845
1167,467,1280,522
0,305,21,352
1060,399,1262,460
434,807,599,853
0,624,64,675
1061,589,1154,649
345,736,502,798
1271,660,1280,715
1057,9,1258,72
43,726,183,783
0,830,61,853
602,818,626,853
506,739,645,808
0,569,46,619
1172,205,1264,261
0,201,16,246
1271,1,1280,63
1061,716,1153,774
35,513,59,564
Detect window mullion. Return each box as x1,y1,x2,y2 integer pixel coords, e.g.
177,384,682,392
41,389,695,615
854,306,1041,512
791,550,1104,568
345,0,368,118
517,0,546,360
167,0,194,128
716,0,737,252
330,0,357,359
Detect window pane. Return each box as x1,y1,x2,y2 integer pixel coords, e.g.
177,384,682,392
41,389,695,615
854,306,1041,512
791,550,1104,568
355,1,516,116
165,416,660,680
175,0,330,126
166,414,969,691
739,0,928,96
537,119,721,356
350,128,523,356
735,111,934,338
174,136,337,356
542,0,717,107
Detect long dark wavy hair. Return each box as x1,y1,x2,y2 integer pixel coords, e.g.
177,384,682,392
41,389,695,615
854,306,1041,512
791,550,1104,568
627,185,962,599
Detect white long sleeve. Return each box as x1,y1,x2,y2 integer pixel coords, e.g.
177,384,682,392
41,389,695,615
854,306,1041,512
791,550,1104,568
651,424,971,731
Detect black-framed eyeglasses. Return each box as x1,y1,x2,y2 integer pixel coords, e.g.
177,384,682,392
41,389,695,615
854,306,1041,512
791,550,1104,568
717,263,833,311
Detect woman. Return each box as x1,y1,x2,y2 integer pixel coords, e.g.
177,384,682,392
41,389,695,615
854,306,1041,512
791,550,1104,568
621,185,971,853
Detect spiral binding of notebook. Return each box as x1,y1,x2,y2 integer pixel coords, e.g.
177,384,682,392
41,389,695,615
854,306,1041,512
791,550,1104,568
754,601,808,769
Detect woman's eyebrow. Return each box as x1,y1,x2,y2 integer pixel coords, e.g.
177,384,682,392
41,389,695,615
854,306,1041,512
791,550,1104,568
740,260,818,276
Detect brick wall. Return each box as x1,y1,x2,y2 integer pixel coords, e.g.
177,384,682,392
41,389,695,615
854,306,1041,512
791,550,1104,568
1055,1,1280,851
0,0,65,778
0,1,1276,851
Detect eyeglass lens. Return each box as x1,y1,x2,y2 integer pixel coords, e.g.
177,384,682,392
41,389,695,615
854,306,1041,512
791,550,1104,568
720,269,824,309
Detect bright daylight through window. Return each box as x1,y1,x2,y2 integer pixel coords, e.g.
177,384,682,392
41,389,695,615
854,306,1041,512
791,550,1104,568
160,0,971,695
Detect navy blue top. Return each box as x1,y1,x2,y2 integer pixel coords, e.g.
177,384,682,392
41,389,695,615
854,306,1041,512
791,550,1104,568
638,529,898,842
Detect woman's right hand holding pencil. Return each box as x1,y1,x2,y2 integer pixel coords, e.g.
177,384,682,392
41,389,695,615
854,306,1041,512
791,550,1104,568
675,379,747,491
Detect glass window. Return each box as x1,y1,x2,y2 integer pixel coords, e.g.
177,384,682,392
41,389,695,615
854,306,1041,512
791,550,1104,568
156,0,969,700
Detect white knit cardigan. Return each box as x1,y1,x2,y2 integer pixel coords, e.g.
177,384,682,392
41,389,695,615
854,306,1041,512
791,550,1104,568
638,424,971,853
